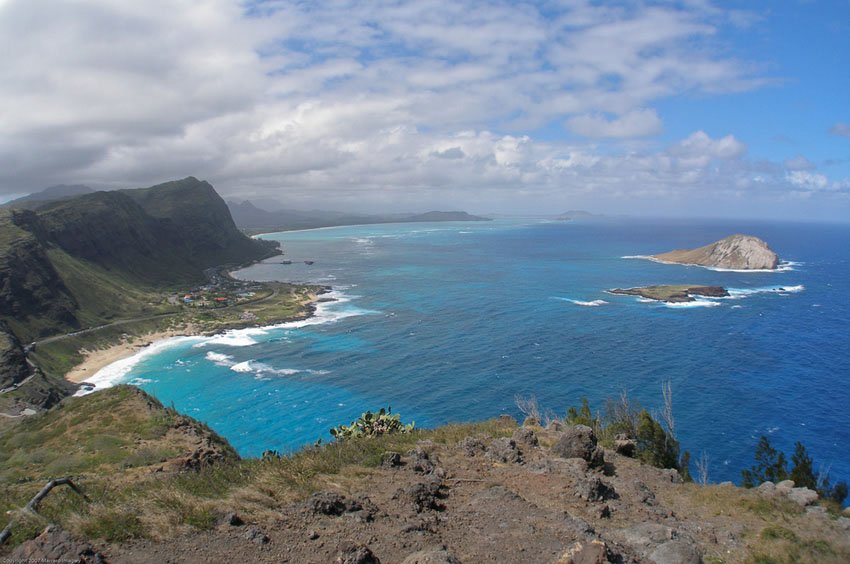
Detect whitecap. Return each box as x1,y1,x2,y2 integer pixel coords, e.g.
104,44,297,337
74,335,202,396
726,285,805,299
128,377,155,385
205,351,234,366
663,299,721,309
555,297,608,307
230,361,254,373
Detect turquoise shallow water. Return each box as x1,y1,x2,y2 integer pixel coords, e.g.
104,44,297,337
102,218,850,485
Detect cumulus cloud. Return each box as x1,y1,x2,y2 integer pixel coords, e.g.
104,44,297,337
786,171,829,190
0,0,846,219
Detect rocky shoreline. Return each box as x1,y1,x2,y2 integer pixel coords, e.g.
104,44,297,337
609,285,729,303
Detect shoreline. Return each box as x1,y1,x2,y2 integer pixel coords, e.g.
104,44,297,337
64,290,324,386
621,254,795,273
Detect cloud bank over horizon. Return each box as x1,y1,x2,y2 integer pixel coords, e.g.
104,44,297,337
1,0,848,220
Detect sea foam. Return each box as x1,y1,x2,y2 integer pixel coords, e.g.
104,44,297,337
555,297,609,307
81,290,362,393
74,335,202,396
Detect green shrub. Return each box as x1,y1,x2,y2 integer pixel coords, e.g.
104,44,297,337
329,407,414,440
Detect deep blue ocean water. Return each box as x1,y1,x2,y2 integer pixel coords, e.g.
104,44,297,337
100,218,850,485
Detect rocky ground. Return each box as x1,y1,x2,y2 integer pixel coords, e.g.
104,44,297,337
7,419,849,563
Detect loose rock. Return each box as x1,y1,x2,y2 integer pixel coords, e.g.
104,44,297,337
574,475,616,502
9,525,105,564
458,436,487,457
337,543,381,564
381,451,402,468
649,540,702,564
400,480,444,513
555,539,609,564
485,437,523,464
512,426,539,447
552,425,598,464
243,526,269,545
410,448,436,474
614,434,636,457
787,487,818,507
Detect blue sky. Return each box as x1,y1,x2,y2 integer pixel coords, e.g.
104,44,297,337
1,0,848,220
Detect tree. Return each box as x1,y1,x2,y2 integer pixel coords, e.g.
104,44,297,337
741,436,788,488
790,441,816,489
828,481,848,504
635,409,680,470
566,397,594,427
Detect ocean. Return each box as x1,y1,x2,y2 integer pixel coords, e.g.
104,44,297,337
88,218,850,486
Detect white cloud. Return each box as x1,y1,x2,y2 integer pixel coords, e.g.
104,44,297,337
567,109,663,138
0,0,846,219
786,171,829,190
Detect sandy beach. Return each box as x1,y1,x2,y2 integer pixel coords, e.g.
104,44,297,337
64,326,199,384
64,291,322,385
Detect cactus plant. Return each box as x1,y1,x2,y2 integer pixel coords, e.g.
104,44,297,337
329,407,415,440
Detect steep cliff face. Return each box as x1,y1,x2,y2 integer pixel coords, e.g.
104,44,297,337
33,177,278,285
652,234,779,270
0,212,79,342
125,177,278,268
0,178,279,400
0,321,30,389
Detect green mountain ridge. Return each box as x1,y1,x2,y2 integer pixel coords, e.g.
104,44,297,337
0,177,279,397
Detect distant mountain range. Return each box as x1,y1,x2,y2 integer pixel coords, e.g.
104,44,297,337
227,200,490,234
555,210,600,220
3,184,95,209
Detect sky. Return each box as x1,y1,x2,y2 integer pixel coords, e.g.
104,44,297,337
1,0,849,221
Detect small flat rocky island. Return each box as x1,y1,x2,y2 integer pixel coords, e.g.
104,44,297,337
650,234,779,270
610,285,729,303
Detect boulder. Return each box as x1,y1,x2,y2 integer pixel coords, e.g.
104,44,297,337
649,540,702,564
776,480,795,494
307,492,364,516
402,480,444,513
787,487,819,507
381,451,402,468
574,475,616,502
458,436,487,457
512,426,539,447
242,526,269,545
10,525,105,564
757,481,776,495
552,425,604,468
485,438,523,464
337,543,381,564
614,434,636,457
555,539,609,564
409,448,437,474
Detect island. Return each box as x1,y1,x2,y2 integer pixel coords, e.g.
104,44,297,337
649,234,779,270
609,285,729,303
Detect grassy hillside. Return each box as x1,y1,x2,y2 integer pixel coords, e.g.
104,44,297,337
0,178,280,403
1,388,847,562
